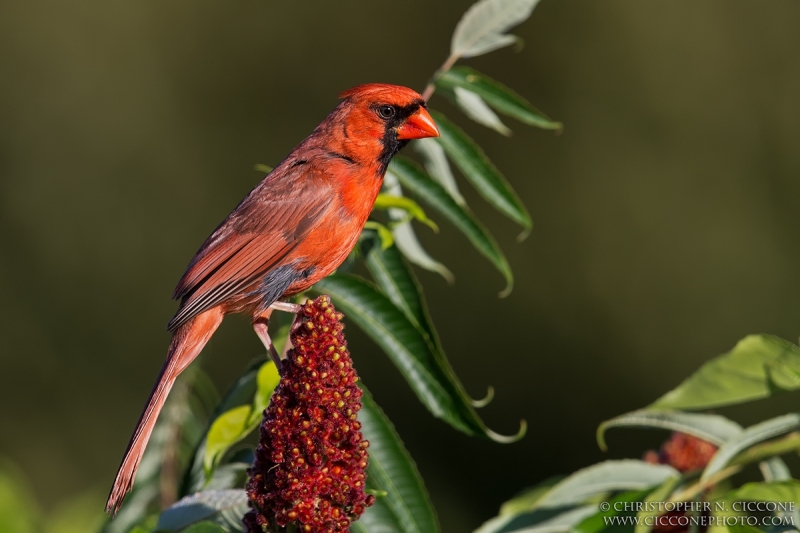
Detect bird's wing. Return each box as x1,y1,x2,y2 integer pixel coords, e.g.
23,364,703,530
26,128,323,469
168,166,334,331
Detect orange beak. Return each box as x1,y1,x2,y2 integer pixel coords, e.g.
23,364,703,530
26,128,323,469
396,107,440,140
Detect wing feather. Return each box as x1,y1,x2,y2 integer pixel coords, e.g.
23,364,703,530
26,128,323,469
168,164,333,331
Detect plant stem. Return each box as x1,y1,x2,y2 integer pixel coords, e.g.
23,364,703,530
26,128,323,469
422,53,460,102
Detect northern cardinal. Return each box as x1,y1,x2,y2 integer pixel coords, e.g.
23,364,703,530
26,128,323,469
106,84,439,515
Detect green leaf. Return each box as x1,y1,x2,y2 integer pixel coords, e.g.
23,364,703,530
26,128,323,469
363,237,437,339
203,406,251,478
414,138,465,206
430,111,532,232
451,0,540,57
702,414,800,482
389,157,513,295
373,194,439,232
156,490,247,532
724,480,800,529
313,274,524,442
453,87,511,135
384,169,453,283
650,335,800,411
437,67,562,130
725,480,800,506
202,361,278,481
250,361,280,426
352,385,439,533
392,221,453,281
363,239,493,408
184,363,261,495
534,460,680,509
597,410,742,451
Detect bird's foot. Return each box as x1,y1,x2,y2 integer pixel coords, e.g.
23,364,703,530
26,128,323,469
253,318,282,367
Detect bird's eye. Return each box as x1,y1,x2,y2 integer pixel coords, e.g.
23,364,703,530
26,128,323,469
377,105,396,120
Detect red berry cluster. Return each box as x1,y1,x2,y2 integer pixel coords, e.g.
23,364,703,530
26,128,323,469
244,295,374,533
643,432,717,533
643,432,717,473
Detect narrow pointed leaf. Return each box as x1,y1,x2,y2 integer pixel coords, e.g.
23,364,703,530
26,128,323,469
451,0,540,58
392,221,453,282
461,33,521,58
364,239,435,338
414,137,466,206
384,169,453,282
313,274,524,442
364,239,494,407
702,414,800,482
454,87,512,135
351,385,439,533
534,461,679,509
437,67,561,130
597,410,742,451
730,432,800,469
431,111,531,231
390,157,513,294
651,335,800,411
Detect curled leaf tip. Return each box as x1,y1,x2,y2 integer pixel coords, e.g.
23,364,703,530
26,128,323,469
596,423,610,452
487,419,527,443
516,226,532,242
470,386,495,408
498,280,514,298
440,268,456,285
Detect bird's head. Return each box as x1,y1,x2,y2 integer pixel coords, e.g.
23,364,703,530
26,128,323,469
335,84,439,171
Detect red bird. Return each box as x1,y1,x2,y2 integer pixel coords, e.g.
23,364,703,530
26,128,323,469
106,84,439,515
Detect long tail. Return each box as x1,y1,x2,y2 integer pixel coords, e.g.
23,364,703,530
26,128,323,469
106,307,224,516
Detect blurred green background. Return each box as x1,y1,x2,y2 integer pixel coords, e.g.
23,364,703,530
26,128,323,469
1,0,799,531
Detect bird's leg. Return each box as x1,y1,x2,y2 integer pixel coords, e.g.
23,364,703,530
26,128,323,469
266,300,304,358
253,313,281,367
254,301,302,366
